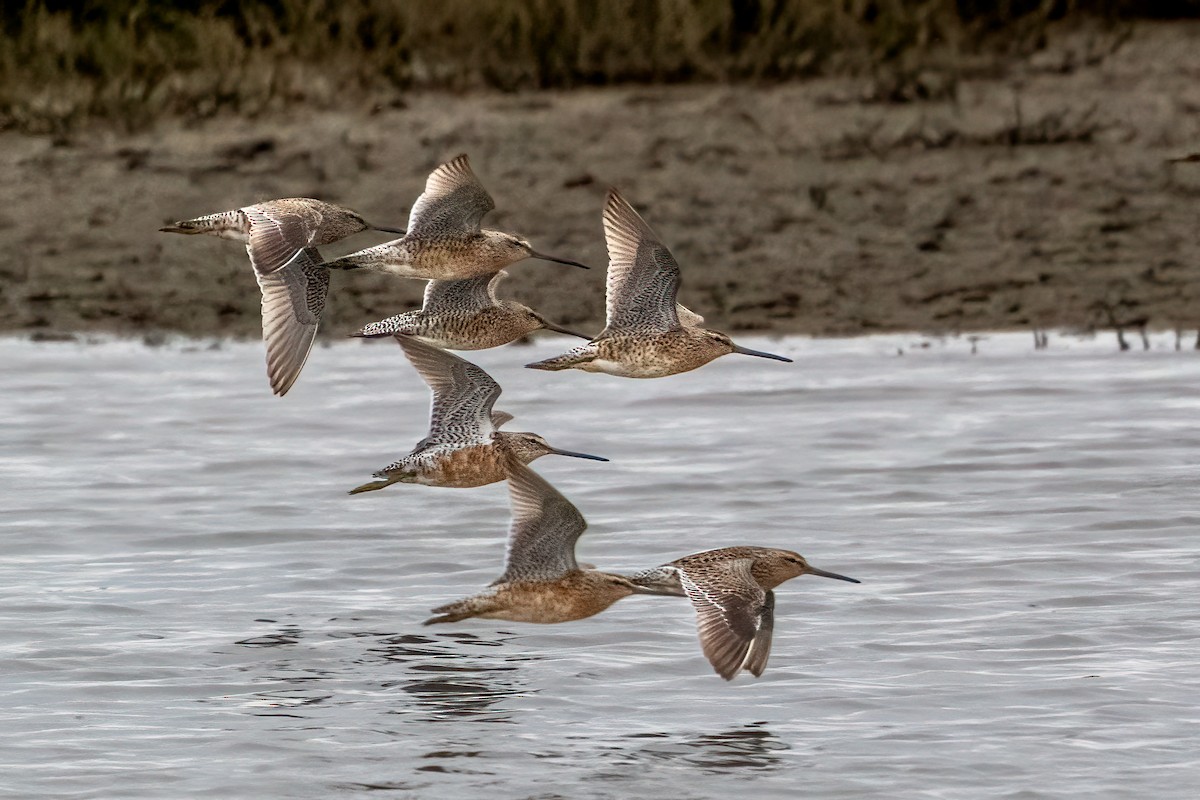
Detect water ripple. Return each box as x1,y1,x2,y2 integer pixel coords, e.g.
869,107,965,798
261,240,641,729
2,333,1199,799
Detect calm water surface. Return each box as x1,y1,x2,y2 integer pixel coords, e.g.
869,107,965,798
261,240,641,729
1,333,1198,799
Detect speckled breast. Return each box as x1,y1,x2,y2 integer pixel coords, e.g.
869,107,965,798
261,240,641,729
486,575,625,624
410,241,506,280
421,443,507,487
416,308,535,351
591,331,719,378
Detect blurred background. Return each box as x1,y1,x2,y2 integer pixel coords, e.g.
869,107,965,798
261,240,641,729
4,0,1200,343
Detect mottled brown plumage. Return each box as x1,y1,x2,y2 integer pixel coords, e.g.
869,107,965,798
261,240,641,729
348,336,606,494
324,154,588,279
352,271,590,349
630,546,859,680
159,197,403,395
424,456,649,625
526,189,791,378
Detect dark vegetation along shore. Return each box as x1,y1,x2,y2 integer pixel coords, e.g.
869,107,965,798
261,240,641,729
3,2,1200,342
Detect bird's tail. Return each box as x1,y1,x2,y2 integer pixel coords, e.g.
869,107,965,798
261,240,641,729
422,598,480,625
525,347,596,371
321,256,358,271
158,210,243,236
347,471,410,495
626,566,685,596
351,315,410,339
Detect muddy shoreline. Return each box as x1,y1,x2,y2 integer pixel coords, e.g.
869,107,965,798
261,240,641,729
5,23,1200,342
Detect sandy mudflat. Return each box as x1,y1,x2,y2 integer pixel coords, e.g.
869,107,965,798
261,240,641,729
4,22,1200,342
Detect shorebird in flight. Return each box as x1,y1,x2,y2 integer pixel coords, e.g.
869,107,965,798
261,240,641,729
631,546,858,680
348,335,606,494
525,189,791,378
424,455,652,625
324,154,588,278
160,198,404,395
353,271,590,350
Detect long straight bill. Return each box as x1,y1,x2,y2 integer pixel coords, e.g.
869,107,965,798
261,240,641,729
529,249,589,269
731,343,793,363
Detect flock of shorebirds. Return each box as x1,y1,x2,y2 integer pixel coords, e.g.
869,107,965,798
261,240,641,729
160,155,859,681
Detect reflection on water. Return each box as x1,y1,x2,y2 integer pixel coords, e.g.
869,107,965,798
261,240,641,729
3,334,1200,799
393,638,532,724
228,621,535,724
620,724,789,773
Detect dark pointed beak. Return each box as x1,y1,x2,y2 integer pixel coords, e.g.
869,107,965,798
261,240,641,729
547,447,609,462
807,565,860,584
529,249,589,269
540,320,593,340
371,224,407,235
731,343,792,363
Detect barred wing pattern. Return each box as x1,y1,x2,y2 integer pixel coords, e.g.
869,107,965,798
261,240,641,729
422,272,504,314
395,335,500,445
500,457,586,583
601,189,682,333
676,559,773,680
406,154,497,237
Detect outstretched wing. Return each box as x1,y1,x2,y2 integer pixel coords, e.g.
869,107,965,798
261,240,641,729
242,202,324,277
500,456,586,582
406,154,496,237
395,335,500,445
676,559,771,681
254,247,329,396
601,189,682,333
421,272,505,313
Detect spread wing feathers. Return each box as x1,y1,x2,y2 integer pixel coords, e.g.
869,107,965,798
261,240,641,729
602,189,682,333
254,247,330,396
499,456,585,583
677,559,770,680
421,272,505,313
406,154,497,236
242,203,322,277
490,411,515,429
395,335,500,444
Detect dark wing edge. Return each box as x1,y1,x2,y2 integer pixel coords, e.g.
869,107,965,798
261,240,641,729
677,559,767,681
742,590,775,677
